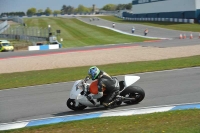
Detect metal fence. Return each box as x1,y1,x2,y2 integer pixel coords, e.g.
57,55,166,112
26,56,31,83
0,26,49,42
0,21,9,34
0,17,49,43
12,17,24,25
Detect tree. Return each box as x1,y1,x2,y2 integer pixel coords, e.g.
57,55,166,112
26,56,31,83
75,4,90,13
116,4,126,10
88,7,92,13
36,9,44,16
61,5,67,14
116,3,132,10
38,9,43,13
53,10,61,14
61,5,74,14
16,12,25,16
77,4,84,12
44,7,52,15
1,12,25,17
26,8,36,15
102,4,116,11
125,3,132,10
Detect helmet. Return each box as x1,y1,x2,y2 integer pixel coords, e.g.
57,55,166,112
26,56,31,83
88,66,100,80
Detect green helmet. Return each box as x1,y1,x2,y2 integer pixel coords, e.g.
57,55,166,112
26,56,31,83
88,66,100,80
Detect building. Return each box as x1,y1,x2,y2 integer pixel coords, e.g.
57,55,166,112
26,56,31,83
123,0,200,22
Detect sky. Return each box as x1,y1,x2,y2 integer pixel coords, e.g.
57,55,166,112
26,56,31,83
0,0,132,13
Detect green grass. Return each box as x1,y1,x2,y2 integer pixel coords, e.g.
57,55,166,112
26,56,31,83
98,16,200,32
23,17,151,47
2,109,200,133
0,55,200,90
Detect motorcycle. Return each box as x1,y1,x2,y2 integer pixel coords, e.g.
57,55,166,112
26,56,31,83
67,75,145,111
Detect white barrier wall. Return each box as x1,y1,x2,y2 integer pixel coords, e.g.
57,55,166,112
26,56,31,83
132,0,196,14
28,44,60,51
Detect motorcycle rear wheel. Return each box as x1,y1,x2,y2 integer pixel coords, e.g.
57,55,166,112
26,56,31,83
120,85,145,104
67,98,87,111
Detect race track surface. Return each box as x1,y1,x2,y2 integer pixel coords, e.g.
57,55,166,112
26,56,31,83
78,17,199,39
0,67,200,123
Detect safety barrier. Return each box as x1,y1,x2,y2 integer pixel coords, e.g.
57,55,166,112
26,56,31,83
115,15,194,23
28,44,60,51
123,17,194,23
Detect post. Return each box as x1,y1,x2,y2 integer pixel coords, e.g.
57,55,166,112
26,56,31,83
48,25,51,34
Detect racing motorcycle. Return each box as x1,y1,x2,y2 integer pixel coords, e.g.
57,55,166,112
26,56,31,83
67,75,145,111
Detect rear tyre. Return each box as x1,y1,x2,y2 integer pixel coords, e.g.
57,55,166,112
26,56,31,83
120,86,145,104
67,98,87,111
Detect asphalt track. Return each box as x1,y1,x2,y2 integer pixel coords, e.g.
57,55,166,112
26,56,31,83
0,67,200,123
0,17,200,126
1,16,200,59
78,16,200,39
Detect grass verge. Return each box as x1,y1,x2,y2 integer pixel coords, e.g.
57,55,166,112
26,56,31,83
98,16,200,32
0,55,200,90
23,17,151,48
2,109,200,133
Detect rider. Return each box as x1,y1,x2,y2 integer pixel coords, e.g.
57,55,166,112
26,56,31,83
87,66,120,107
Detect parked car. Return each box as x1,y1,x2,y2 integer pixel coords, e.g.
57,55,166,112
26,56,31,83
0,40,14,52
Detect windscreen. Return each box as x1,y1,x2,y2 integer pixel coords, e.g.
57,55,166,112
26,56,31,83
2,43,11,46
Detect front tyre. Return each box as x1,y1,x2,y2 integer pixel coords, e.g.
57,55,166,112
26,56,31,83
120,86,145,104
67,98,87,111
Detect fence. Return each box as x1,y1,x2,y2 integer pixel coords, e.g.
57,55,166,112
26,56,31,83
0,26,48,42
12,17,24,24
0,20,10,34
0,17,48,43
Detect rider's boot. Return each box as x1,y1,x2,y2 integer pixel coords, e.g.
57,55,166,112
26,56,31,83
103,101,116,109
104,95,124,109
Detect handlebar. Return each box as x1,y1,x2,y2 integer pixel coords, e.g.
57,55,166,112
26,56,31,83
81,77,90,95
84,76,90,83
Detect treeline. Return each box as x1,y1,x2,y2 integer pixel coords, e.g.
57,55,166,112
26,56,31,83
0,3,132,16
1,12,26,17
102,3,132,11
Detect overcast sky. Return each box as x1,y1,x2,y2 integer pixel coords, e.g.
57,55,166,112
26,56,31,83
0,0,132,13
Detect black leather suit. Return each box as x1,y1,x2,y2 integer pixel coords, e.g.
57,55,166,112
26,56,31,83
97,71,120,104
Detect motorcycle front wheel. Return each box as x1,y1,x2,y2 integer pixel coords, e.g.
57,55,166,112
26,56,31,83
66,98,87,111
120,86,145,104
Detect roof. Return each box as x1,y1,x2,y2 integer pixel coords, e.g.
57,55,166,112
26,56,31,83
0,40,10,43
